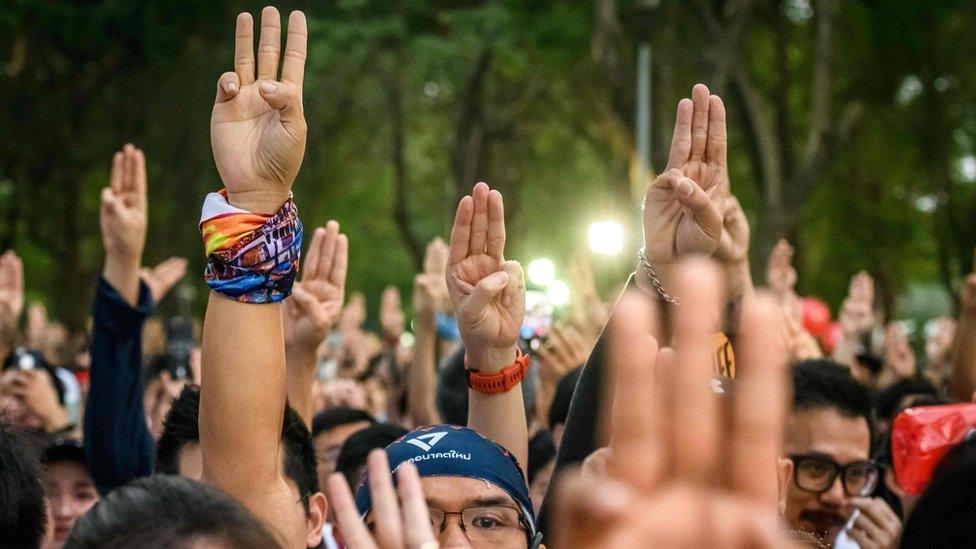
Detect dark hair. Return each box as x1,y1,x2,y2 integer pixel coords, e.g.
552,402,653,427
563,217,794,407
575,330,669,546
528,429,556,483
547,366,582,429
0,421,46,547
875,378,938,421
311,407,375,438
64,475,279,549
336,423,408,489
436,347,537,427
155,385,318,511
900,439,976,547
790,359,876,449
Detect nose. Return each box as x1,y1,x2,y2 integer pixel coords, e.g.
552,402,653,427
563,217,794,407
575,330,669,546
819,475,846,506
52,495,72,519
437,515,473,548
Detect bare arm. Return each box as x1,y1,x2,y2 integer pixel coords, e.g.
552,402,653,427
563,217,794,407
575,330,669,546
407,279,441,426
447,183,528,472
284,222,347,426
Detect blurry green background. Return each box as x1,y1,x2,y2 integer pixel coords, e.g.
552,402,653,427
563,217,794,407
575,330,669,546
1,0,976,331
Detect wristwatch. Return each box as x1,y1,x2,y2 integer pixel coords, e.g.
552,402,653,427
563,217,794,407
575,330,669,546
465,349,530,394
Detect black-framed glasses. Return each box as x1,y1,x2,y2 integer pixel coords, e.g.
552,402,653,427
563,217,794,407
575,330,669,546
366,504,530,545
788,454,880,497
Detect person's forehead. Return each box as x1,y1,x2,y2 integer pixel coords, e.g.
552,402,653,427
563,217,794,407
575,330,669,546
420,476,514,508
44,460,93,486
785,407,871,462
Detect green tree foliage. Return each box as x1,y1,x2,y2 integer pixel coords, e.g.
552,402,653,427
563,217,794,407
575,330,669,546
1,0,975,329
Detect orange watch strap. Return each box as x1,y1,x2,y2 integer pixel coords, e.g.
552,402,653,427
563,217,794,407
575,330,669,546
465,349,530,394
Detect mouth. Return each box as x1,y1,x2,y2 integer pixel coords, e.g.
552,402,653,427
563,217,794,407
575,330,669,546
798,510,847,536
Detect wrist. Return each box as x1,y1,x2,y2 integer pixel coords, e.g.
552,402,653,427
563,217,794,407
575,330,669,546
102,253,142,305
634,253,679,301
465,344,517,373
225,189,290,213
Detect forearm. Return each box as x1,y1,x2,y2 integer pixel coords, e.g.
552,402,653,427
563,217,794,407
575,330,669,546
950,314,976,402
200,295,286,495
725,259,754,299
466,345,528,476
102,252,142,308
408,314,440,426
286,346,317,427
85,278,155,495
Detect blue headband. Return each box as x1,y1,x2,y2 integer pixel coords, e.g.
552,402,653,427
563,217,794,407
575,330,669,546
355,425,537,537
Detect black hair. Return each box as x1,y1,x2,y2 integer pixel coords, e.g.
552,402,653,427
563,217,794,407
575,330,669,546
547,366,582,429
311,407,375,438
155,385,318,511
790,359,876,449
901,438,976,547
875,378,939,421
436,347,537,427
335,423,408,490
64,475,279,549
0,421,46,548
527,429,556,483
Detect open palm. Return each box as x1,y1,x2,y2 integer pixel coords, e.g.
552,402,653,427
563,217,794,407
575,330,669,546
285,221,348,351
447,183,524,358
211,7,307,213
644,84,727,264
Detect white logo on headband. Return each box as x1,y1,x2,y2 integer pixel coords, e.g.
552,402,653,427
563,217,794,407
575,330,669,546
405,432,448,452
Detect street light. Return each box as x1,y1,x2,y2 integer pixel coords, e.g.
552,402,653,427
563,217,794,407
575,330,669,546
588,221,625,255
547,280,570,306
527,258,556,287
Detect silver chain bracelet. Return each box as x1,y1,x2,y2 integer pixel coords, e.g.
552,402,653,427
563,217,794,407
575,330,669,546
636,248,680,304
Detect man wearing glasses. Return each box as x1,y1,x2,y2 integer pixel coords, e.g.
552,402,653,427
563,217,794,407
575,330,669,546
355,425,542,548
779,360,902,548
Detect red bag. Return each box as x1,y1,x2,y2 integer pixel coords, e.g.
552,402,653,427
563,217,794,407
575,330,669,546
891,403,976,496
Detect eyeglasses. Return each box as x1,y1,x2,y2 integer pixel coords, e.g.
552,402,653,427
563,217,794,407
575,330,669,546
427,505,527,545
788,454,881,497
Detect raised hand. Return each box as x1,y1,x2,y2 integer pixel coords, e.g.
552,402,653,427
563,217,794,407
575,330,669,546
284,221,348,352
643,84,727,265
380,287,405,342
553,261,792,548
339,292,367,334
211,7,307,213
0,251,24,333
715,195,750,263
537,324,590,387
839,272,876,339
328,450,437,549
766,239,798,297
446,182,525,369
882,323,916,382
141,256,188,305
100,145,148,260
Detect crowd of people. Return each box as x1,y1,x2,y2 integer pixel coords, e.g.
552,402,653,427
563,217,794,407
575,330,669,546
2,6,976,548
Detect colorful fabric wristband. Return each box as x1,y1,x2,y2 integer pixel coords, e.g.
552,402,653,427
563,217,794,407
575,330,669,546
199,190,302,304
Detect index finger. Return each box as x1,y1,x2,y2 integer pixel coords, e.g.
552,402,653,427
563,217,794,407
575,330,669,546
665,99,693,170
302,227,325,280
234,12,255,85
688,84,711,162
448,196,474,265
486,189,506,260
603,291,663,492
331,234,349,289
281,11,307,86
327,473,379,549
728,293,788,504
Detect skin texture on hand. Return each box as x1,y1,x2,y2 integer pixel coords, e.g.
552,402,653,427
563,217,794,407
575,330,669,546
201,8,323,548
284,221,348,425
380,286,405,341
211,9,307,213
0,251,24,360
327,451,437,549
553,260,793,548
643,84,727,266
100,145,148,306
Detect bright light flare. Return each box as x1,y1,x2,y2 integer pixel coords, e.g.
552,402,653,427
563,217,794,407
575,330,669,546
547,280,570,306
589,221,625,255
527,258,556,287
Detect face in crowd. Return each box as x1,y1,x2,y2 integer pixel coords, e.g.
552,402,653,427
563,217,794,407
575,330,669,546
41,453,99,548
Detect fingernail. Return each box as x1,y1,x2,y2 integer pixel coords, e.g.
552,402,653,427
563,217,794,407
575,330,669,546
259,82,276,94
490,272,509,286
676,178,694,197
226,81,237,93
